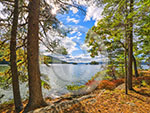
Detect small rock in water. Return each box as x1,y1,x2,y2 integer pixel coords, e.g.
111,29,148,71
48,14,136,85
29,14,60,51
0,94,4,99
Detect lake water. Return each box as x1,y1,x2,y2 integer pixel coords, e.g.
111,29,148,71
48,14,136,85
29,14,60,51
0,64,103,103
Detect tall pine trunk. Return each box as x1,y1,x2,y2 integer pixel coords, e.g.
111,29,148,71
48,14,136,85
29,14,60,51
10,0,23,112
127,0,134,90
133,55,139,77
23,0,47,112
125,0,128,94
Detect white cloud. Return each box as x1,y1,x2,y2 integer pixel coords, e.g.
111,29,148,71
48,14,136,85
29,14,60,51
67,16,80,24
51,7,59,15
80,43,89,51
70,30,76,35
72,0,94,6
0,2,4,11
61,53,108,63
84,5,103,26
77,37,80,40
60,37,79,54
45,0,51,5
70,7,78,14
68,25,89,34
77,32,82,36
0,2,7,19
70,27,78,34
69,32,82,40
41,29,79,55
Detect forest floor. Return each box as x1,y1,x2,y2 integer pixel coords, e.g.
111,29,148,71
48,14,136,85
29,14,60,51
0,76,150,113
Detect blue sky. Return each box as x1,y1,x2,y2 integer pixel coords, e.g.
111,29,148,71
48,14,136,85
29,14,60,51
40,2,106,63
56,8,96,56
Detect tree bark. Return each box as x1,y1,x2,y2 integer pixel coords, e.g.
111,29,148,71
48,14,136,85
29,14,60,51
10,0,23,112
124,0,128,95
127,0,134,90
132,55,139,77
23,0,47,112
125,47,128,94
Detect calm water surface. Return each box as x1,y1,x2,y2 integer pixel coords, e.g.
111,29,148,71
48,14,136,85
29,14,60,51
0,64,102,103
1,64,149,103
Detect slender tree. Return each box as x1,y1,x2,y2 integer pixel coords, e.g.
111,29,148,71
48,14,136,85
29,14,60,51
125,0,128,94
127,0,134,90
10,0,23,112
23,0,47,112
133,55,139,77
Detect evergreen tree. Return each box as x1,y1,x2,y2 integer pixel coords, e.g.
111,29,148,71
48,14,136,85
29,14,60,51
23,0,47,112
10,0,23,112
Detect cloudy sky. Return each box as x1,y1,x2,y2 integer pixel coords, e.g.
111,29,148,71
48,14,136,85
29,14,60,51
0,1,106,63
40,0,107,63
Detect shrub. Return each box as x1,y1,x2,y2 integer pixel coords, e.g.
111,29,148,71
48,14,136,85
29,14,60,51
67,85,85,91
103,75,113,81
141,80,148,87
138,70,150,76
133,76,150,88
85,79,96,86
98,80,116,90
112,79,124,87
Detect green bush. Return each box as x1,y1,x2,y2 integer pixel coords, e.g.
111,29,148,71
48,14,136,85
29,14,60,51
0,65,9,73
103,75,113,80
67,85,85,91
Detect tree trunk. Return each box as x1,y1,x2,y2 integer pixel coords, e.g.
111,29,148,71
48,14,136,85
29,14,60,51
127,0,134,90
122,65,125,77
10,0,23,112
125,0,128,95
132,55,139,77
23,0,47,112
125,48,128,94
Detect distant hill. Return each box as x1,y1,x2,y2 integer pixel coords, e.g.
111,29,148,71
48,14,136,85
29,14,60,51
90,61,99,65
41,55,69,64
42,55,105,65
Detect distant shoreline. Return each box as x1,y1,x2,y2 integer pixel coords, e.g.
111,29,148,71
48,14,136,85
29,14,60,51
0,62,149,65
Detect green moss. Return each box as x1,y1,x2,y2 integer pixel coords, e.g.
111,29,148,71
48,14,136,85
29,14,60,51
0,65,9,72
0,99,14,108
67,85,85,91
103,75,113,80
141,80,148,87
41,80,51,90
